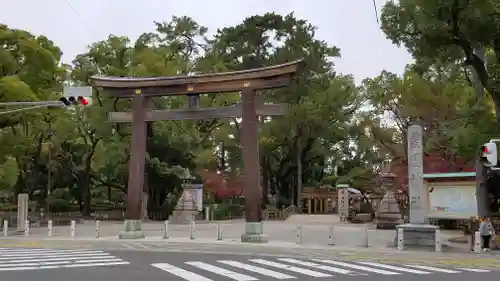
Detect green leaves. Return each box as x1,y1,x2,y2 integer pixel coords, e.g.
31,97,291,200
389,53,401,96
381,0,500,119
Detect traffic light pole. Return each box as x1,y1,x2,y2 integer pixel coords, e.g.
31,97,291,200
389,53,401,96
0,101,63,106
0,103,65,116
476,156,490,218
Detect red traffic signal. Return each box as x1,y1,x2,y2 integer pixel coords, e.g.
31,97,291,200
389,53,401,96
78,96,88,105
59,96,89,107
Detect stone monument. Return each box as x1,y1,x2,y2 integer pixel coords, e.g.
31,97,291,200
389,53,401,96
169,169,199,224
16,193,28,232
337,184,349,222
375,172,403,229
396,124,439,249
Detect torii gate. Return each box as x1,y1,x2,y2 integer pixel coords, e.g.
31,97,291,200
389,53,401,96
90,59,302,242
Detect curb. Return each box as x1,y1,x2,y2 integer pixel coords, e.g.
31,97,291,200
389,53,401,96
0,236,494,258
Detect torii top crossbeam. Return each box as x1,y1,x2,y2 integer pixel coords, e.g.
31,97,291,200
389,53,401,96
89,59,303,97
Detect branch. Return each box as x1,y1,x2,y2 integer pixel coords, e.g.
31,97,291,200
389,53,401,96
450,0,491,92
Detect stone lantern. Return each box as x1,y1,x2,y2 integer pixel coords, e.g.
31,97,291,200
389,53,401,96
380,172,397,191
181,168,196,185
375,172,403,229
170,168,198,224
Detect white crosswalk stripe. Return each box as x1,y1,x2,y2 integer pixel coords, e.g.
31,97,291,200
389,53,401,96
0,248,129,271
151,258,493,280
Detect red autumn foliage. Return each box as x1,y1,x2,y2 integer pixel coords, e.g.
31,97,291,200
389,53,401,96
200,170,244,198
383,154,474,194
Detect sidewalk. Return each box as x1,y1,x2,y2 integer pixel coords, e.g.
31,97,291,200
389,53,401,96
1,219,482,256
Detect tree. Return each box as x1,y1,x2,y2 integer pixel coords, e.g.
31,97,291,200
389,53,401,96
380,0,500,120
205,13,363,206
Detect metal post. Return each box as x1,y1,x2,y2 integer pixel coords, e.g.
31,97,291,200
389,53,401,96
435,229,442,252
362,225,369,247
70,220,76,238
3,220,7,237
296,225,303,244
189,218,195,240
474,231,481,253
205,206,210,221
163,220,169,239
397,228,404,250
24,220,29,237
468,233,474,251
95,220,100,239
328,225,335,245
216,223,223,240
47,220,53,237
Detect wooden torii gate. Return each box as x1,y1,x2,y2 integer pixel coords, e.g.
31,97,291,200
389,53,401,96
90,59,302,241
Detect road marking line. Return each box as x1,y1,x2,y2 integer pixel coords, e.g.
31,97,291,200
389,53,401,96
0,249,100,254
134,243,151,249
404,265,461,273
0,261,130,271
0,261,71,267
73,258,124,264
249,259,332,277
58,261,130,268
152,263,213,281
310,259,400,275
458,268,491,272
0,253,111,260
0,267,38,271
357,262,430,274
119,243,138,250
278,258,353,275
186,261,257,281
218,260,296,279
1,255,117,263
0,259,126,267
0,250,104,257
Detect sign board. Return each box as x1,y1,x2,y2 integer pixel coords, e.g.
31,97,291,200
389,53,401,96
337,188,349,220
63,86,92,97
427,182,478,219
185,184,203,211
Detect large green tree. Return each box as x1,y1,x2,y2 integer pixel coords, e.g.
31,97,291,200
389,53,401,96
380,0,500,120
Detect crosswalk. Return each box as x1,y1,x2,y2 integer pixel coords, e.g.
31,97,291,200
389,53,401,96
151,258,493,280
0,247,130,271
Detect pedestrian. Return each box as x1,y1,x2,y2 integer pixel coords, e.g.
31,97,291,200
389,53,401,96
479,217,493,251
465,216,478,251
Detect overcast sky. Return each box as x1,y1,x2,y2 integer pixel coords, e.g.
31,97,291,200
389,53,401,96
2,0,413,83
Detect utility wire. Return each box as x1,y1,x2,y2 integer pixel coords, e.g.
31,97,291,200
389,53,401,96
373,0,380,25
62,0,98,38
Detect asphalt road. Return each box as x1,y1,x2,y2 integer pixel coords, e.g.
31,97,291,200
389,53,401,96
0,247,497,281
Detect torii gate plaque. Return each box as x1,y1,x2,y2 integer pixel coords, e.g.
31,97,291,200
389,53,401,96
90,59,302,241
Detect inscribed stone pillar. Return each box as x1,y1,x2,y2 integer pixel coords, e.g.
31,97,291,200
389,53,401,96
16,194,28,232
407,125,426,224
337,184,349,220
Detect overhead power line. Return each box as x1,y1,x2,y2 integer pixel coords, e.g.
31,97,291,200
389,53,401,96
373,0,380,25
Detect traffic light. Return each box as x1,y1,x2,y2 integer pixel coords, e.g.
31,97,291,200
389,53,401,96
480,142,498,167
59,96,89,107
